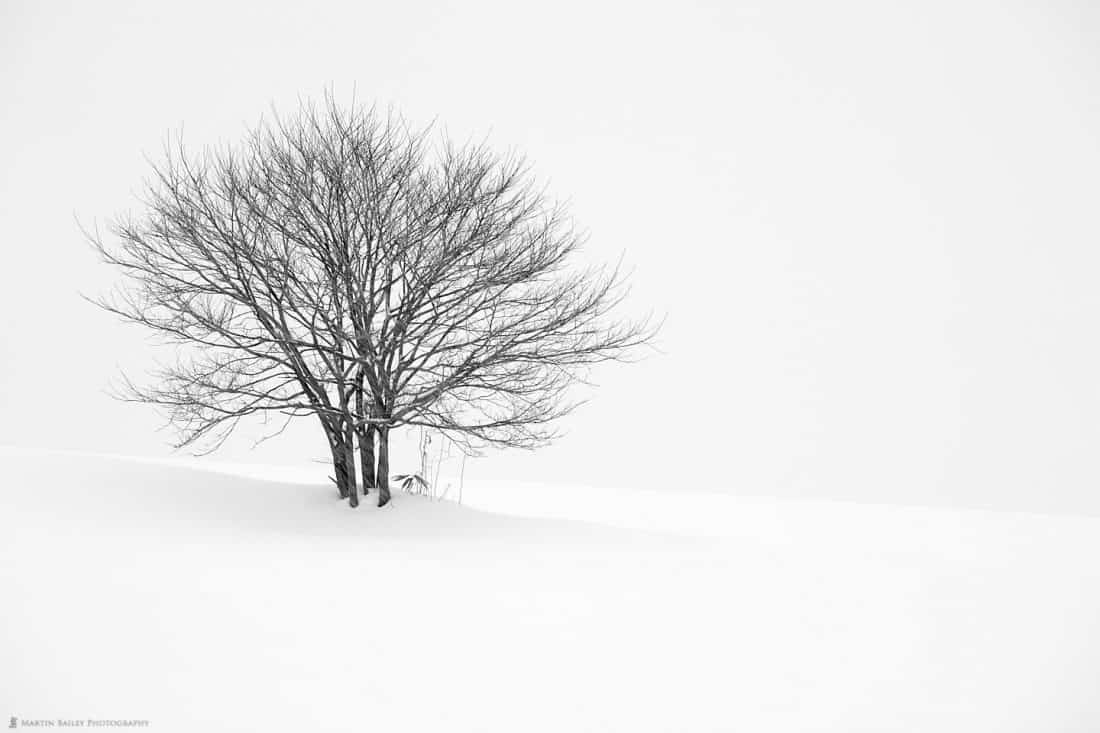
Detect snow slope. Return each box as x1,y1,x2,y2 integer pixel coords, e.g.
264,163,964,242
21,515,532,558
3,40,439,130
2,447,1098,732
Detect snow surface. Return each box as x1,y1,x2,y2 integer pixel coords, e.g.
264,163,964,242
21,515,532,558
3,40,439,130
2,446,1099,731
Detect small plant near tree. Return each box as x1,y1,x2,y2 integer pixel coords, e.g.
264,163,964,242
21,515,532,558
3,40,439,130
393,473,431,496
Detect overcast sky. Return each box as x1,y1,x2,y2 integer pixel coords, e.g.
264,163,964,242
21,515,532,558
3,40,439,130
2,0,1099,513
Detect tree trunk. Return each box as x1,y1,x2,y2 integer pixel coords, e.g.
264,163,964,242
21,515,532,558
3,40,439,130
330,435,350,499
345,427,358,507
357,423,375,495
355,381,375,495
376,425,390,507
344,422,359,508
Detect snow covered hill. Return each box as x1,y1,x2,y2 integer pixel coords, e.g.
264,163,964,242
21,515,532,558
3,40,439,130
2,447,1098,732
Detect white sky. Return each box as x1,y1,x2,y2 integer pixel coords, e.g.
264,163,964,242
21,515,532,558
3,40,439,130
2,0,1099,513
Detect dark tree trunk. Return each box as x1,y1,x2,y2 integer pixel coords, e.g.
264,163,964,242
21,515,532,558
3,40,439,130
345,426,358,507
330,436,350,499
357,424,375,494
355,380,375,494
376,425,390,507
344,422,359,508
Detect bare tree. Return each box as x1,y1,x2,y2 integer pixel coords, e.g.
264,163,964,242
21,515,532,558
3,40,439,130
89,95,655,509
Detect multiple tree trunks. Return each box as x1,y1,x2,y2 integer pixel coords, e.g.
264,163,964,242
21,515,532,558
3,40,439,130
327,421,388,509
355,383,375,497
357,425,375,496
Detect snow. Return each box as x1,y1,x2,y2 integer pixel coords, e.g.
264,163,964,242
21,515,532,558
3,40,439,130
2,446,1099,731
